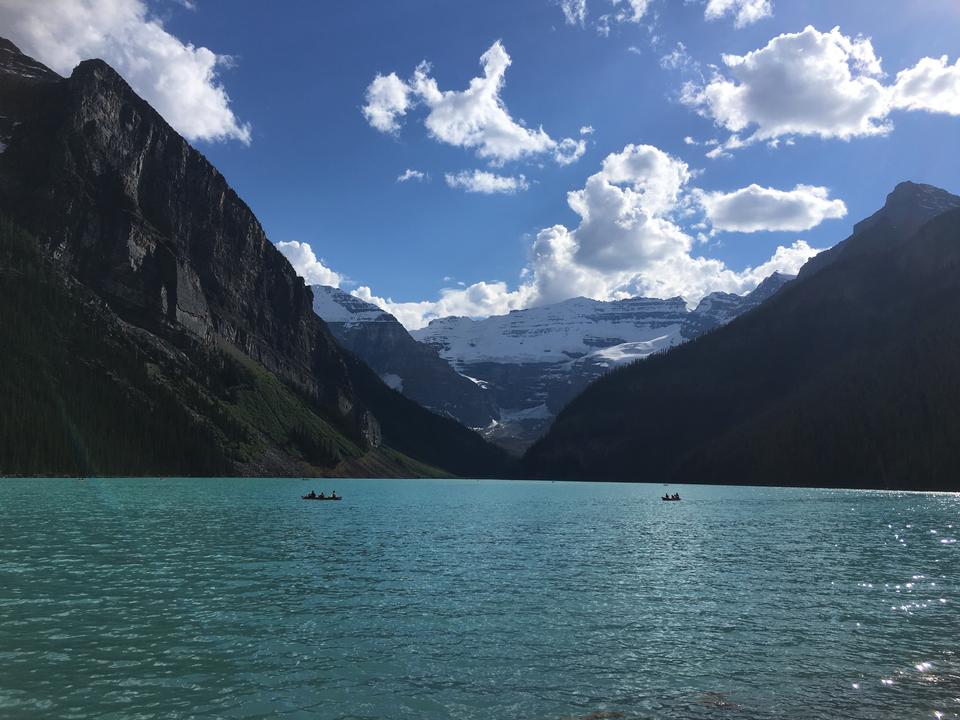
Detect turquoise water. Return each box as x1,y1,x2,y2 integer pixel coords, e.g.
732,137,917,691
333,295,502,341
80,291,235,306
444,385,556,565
0,479,958,719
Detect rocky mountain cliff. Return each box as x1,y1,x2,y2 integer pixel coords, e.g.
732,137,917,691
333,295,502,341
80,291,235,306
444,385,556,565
524,183,960,490
312,286,498,428
0,39,511,478
409,275,792,451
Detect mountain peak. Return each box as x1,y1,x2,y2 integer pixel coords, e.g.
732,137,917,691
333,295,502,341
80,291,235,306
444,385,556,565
887,180,952,202
0,36,60,83
854,181,960,236
799,182,960,280
311,285,394,324
0,38,22,54
755,271,793,289
0,36,62,138
68,57,137,97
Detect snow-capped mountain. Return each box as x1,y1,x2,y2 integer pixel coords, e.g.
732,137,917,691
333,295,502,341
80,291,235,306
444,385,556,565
312,286,393,325
411,273,793,451
311,275,792,453
312,286,499,429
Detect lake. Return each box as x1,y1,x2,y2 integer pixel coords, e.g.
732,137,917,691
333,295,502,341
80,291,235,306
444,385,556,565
0,478,957,719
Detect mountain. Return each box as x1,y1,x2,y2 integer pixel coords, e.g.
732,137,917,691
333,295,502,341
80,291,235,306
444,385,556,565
311,285,498,428
410,275,792,452
524,182,960,491
798,181,960,279
0,39,511,478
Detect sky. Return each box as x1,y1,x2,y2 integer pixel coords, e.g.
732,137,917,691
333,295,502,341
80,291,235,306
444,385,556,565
3,0,960,328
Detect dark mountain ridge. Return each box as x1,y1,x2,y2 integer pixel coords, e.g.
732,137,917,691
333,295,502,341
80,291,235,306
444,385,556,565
0,39,511,478
798,181,960,279
524,182,960,490
312,285,499,429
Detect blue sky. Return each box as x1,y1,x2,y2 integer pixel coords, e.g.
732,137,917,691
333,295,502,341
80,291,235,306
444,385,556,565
4,0,960,327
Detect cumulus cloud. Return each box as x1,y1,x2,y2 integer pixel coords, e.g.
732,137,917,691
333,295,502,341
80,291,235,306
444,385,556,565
362,41,583,166
276,241,342,288
698,184,847,233
704,0,773,28
683,26,960,157
397,168,427,183
681,26,889,148
522,143,793,306
353,282,534,331
362,73,411,133
445,170,529,194
354,144,825,329
279,149,833,331
741,240,819,282
892,55,960,116
0,0,250,144
579,125,595,135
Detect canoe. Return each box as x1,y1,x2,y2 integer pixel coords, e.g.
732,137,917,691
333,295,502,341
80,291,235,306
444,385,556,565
302,496,342,501
661,497,682,502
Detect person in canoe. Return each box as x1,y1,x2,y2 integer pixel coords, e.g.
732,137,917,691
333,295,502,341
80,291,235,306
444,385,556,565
330,490,338,499
305,490,317,499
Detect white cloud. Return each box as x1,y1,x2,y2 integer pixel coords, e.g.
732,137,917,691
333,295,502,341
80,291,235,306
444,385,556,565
740,239,819,283
683,26,960,157
353,282,534,331
703,133,750,159
0,0,250,144
682,26,890,147
613,0,651,22
362,72,411,133
704,0,773,28
558,0,587,26
559,0,652,35
355,144,824,329
525,144,702,304
579,125,595,135
892,55,960,116
445,170,529,195
362,41,583,167
276,241,342,288
397,168,427,182
698,184,847,233
660,42,695,71
554,137,587,165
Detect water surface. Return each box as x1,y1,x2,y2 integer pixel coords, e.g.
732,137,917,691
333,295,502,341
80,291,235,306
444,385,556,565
0,479,957,719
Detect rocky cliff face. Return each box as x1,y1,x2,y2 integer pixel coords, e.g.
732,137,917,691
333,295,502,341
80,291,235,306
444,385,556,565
0,39,512,477
0,49,355,416
312,286,498,428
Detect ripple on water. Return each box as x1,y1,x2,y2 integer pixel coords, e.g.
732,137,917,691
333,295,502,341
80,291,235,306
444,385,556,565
0,479,957,720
